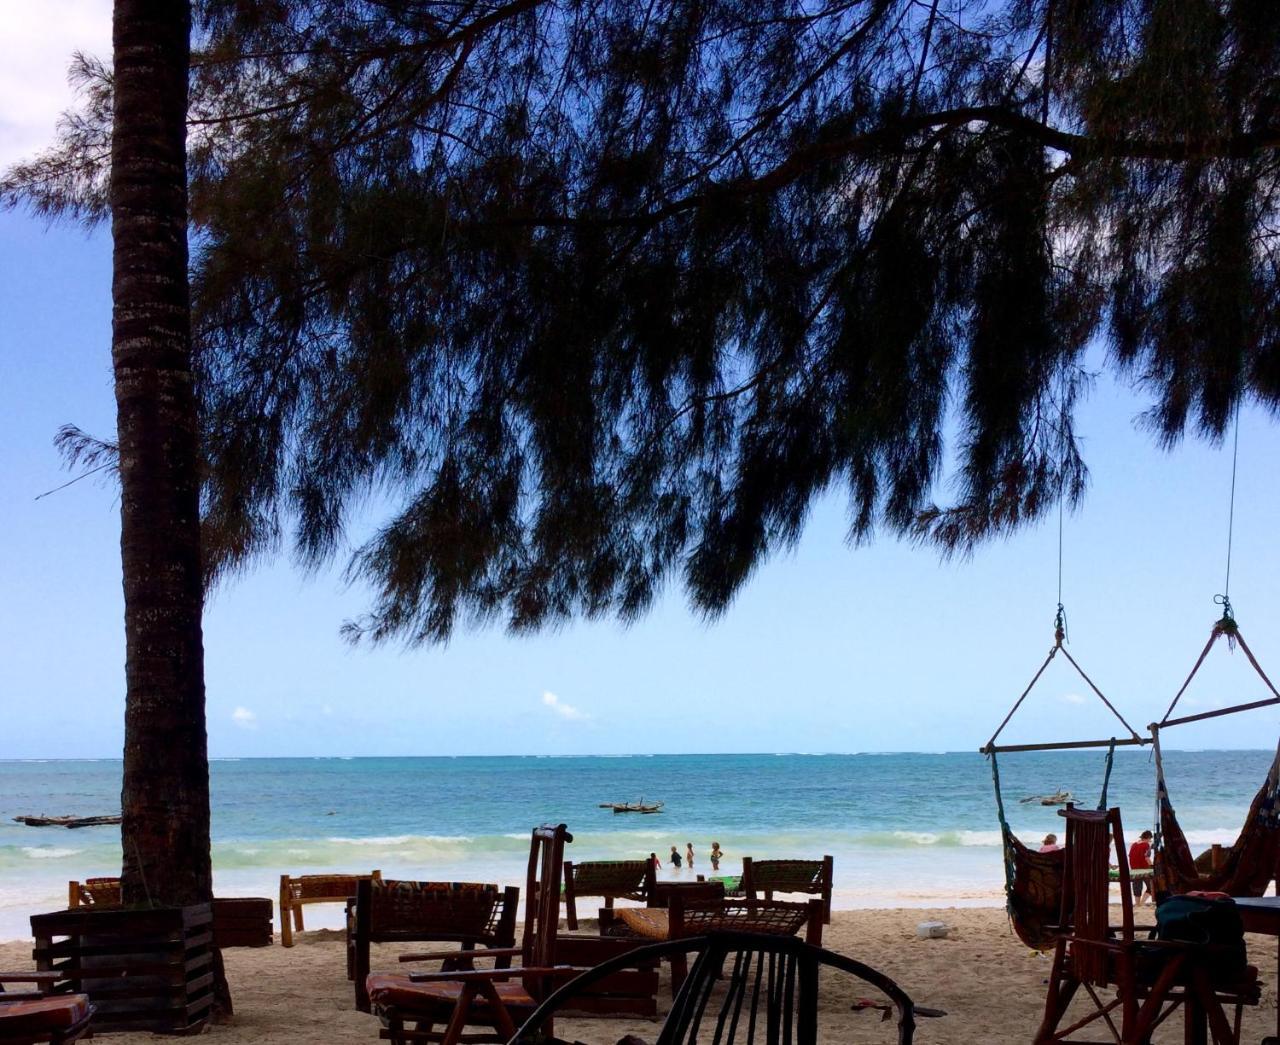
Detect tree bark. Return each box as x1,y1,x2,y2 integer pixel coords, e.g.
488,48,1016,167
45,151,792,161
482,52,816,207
111,0,211,910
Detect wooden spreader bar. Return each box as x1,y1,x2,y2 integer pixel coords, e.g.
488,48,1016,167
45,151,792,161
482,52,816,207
981,736,1151,755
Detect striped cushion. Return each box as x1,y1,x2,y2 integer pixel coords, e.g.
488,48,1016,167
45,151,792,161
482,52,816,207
0,994,92,1033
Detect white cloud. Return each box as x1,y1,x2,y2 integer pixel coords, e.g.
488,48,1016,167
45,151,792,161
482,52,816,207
541,691,588,721
231,706,258,730
0,2,112,169
1060,692,1087,705
321,703,334,716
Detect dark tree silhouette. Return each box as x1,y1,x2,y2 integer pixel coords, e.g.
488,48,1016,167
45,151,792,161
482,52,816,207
8,0,1280,646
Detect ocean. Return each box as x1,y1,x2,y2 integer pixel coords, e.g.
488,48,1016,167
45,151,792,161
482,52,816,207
0,750,1271,940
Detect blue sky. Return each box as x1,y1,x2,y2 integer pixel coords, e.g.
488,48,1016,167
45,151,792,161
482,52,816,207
2,6,1279,759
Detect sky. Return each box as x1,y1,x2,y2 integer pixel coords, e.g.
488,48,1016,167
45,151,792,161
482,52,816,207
2,5,1280,759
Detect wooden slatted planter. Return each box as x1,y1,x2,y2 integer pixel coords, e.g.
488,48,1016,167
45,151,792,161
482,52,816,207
31,904,215,1034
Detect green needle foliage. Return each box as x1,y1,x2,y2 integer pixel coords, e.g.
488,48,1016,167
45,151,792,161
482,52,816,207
8,0,1280,643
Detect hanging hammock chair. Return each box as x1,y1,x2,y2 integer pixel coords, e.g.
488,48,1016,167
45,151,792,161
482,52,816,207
1150,606,1280,897
984,613,1148,951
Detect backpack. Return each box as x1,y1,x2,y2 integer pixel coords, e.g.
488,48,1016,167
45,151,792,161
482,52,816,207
1154,895,1247,980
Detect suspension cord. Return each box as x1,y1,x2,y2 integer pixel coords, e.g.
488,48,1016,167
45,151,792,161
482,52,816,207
1222,405,1240,605
1097,738,1117,811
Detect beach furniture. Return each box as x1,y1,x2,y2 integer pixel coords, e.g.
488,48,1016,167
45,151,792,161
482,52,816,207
1034,805,1260,1045
1148,612,1280,898
510,931,917,1045
67,878,121,908
741,855,834,923
562,859,654,930
280,870,382,947
365,824,659,1044
0,972,93,1044
981,613,1152,951
351,880,520,1011
68,879,272,949
31,904,215,1034
611,893,823,994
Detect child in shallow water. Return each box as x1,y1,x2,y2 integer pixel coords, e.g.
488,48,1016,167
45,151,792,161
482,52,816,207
710,842,722,871
686,842,695,868
669,845,682,868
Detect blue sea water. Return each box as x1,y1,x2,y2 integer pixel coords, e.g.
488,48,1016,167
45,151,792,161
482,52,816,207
0,750,1271,939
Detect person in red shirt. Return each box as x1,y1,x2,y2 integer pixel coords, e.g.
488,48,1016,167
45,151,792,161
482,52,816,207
1128,830,1154,905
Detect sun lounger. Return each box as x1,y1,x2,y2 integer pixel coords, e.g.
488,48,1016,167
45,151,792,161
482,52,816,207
741,855,834,923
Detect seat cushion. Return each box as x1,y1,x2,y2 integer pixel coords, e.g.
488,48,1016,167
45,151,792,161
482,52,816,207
0,994,92,1034
366,973,533,1012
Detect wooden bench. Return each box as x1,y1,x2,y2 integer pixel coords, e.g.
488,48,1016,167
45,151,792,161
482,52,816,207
279,871,381,947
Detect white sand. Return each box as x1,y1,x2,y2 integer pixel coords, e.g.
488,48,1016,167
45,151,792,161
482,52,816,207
2,908,1275,1042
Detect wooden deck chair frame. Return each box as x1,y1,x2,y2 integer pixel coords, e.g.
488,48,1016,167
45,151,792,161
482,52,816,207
366,824,659,1045
741,856,834,923
0,972,94,1045
352,880,519,1011
510,931,918,1045
1034,805,1259,1045
280,869,382,947
562,859,655,930
67,878,121,909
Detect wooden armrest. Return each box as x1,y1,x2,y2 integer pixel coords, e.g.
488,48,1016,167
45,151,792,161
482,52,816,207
409,965,574,983
398,947,520,964
0,972,60,984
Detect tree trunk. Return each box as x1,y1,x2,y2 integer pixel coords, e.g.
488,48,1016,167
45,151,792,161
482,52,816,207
111,0,211,910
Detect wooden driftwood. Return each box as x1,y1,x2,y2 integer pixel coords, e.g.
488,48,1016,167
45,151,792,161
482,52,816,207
14,814,122,828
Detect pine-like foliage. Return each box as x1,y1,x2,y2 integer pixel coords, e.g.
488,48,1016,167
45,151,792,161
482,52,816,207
8,0,1280,642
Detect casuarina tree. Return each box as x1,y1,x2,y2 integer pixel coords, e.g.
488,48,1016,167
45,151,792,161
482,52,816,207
9,0,1280,650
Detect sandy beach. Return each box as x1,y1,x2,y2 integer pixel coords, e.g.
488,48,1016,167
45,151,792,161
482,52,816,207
3,907,1276,1043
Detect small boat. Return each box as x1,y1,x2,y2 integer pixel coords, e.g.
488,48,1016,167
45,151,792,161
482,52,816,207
597,800,664,814
1019,789,1074,807
13,814,122,829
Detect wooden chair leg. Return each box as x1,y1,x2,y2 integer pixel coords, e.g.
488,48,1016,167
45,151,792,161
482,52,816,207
1034,942,1076,1044
294,905,305,932
439,984,478,1045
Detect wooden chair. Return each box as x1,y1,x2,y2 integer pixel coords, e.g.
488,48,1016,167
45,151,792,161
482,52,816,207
741,855,834,923
352,880,519,1011
511,931,917,1044
0,973,93,1044
67,878,120,908
280,870,381,947
562,859,655,930
665,894,824,994
1035,805,1260,1045
364,824,659,1044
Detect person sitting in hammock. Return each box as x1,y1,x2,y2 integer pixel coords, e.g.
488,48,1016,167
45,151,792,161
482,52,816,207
1129,830,1154,905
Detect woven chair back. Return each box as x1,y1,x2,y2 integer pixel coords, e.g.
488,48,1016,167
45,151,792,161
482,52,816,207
670,896,824,947
1058,805,1134,987
743,858,829,894
367,880,510,938
565,860,652,900
291,871,381,903
70,877,122,907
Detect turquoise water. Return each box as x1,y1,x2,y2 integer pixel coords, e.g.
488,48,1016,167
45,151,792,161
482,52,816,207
0,750,1271,939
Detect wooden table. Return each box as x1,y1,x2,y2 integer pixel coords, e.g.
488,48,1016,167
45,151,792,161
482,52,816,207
1234,897,1280,1045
